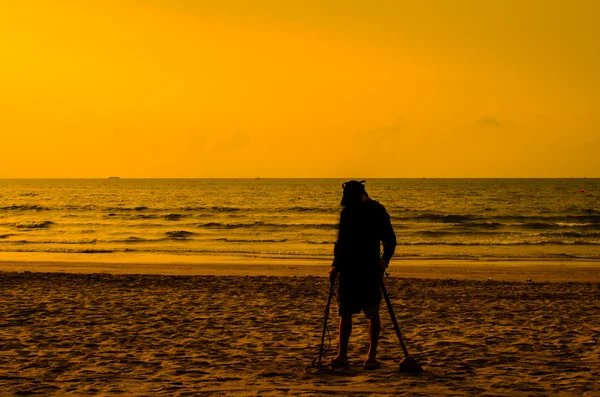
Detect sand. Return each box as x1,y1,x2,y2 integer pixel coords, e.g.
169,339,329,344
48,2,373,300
1,263,600,396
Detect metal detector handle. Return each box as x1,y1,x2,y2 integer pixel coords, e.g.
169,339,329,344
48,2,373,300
379,275,410,358
317,280,335,368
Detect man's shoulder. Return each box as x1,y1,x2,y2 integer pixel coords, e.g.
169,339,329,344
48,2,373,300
367,200,392,222
366,199,387,212
341,200,389,216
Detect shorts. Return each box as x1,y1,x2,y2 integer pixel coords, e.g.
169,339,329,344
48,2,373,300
336,272,382,319
337,299,381,319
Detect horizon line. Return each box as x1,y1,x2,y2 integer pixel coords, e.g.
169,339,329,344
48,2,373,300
0,177,597,180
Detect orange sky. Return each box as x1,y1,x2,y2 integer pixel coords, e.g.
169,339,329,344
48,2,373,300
1,0,598,177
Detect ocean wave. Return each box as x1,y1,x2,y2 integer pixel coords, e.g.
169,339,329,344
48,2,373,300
64,204,96,210
539,231,600,238
3,203,97,211
69,249,114,254
3,204,327,213
496,215,600,223
0,236,187,244
0,234,14,239
132,214,160,219
15,221,55,229
165,230,195,239
566,207,600,214
391,213,491,223
59,221,192,229
3,247,116,253
103,213,160,220
556,222,600,229
397,241,600,246
123,223,178,228
110,236,157,243
179,206,241,212
519,222,561,230
389,252,598,259
389,213,600,225
196,222,338,230
0,246,598,260
164,213,184,221
3,202,599,224
464,222,505,229
180,205,335,213
518,222,600,230
198,222,256,229
414,230,509,237
104,206,152,212
1,204,236,213
0,238,98,244
180,206,204,211
210,206,241,212
1,205,48,211
216,238,288,243
412,214,480,223
1,204,97,211
285,206,335,213
430,214,480,222
2,235,595,247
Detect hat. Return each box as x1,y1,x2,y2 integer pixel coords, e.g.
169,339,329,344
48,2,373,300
342,180,366,194
341,180,367,206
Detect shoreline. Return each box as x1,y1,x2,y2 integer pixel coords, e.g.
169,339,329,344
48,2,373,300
1,252,600,282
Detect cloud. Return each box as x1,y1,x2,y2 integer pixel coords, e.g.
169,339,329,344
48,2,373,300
478,117,501,127
475,116,515,128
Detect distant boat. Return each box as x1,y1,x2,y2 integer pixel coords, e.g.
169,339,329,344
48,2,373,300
108,177,120,180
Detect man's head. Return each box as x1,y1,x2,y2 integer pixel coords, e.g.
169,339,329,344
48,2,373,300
341,180,368,206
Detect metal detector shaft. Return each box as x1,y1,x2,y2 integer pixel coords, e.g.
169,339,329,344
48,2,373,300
379,276,410,358
317,280,335,367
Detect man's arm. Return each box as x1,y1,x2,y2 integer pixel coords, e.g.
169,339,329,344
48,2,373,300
330,210,348,281
332,209,349,269
380,207,396,264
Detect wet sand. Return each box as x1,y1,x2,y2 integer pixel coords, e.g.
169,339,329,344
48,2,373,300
1,267,600,396
2,256,600,282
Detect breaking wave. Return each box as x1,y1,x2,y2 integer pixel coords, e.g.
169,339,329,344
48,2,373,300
165,230,195,239
216,238,288,243
15,221,55,229
1,205,48,211
196,222,338,230
0,246,598,261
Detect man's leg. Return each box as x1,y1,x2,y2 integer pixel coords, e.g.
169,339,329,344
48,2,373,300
367,312,381,361
334,313,353,363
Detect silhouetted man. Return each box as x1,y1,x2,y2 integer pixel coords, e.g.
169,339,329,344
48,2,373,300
329,180,396,370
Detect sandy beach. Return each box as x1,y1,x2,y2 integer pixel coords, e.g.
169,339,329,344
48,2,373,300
1,261,600,396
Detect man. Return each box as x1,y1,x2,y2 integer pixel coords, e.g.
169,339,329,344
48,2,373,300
329,180,396,370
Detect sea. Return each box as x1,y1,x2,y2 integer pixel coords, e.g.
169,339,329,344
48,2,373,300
0,179,598,264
